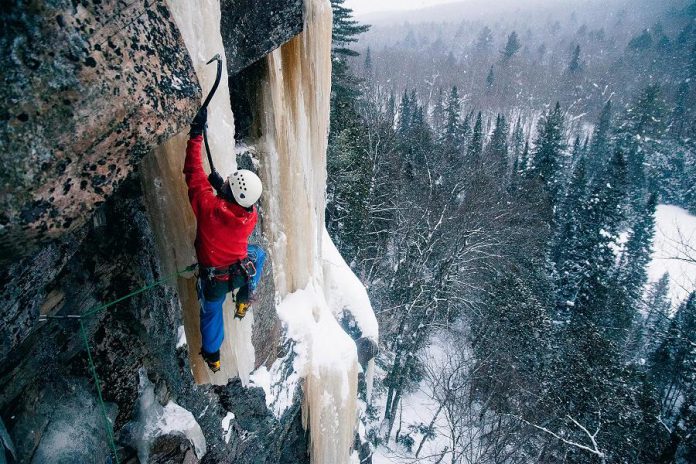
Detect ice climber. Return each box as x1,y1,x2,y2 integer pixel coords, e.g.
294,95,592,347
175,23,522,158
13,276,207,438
185,107,266,373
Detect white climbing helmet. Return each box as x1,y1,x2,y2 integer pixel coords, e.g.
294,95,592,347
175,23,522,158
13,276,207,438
228,170,262,208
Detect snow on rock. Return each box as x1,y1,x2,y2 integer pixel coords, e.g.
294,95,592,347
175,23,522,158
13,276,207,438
322,229,379,340
253,355,302,419
277,284,359,464
649,204,696,303
176,325,187,348
131,369,206,462
221,412,235,444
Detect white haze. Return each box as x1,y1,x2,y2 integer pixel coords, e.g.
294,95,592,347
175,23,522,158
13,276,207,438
346,0,463,16
349,0,685,23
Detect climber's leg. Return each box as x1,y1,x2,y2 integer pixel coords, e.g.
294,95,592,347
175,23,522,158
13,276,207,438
197,277,228,371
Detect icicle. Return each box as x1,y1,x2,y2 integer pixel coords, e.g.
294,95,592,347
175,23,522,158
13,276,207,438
365,359,375,403
254,1,368,462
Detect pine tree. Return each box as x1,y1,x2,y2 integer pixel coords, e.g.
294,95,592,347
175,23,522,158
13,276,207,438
639,273,672,359
486,65,495,88
501,31,521,62
467,112,484,165
570,136,582,163
568,44,582,73
520,140,531,173
615,85,667,195
530,102,566,206
485,113,509,175
364,46,373,75
397,89,412,135
617,192,657,302
386,90,396,128
431,87,445,134
610,192,658,349
650,293,696,421
671,81,690,137
330,0,370,129
476,26,494,52
510,117,525,161
553,154,590,321
588,100,613,175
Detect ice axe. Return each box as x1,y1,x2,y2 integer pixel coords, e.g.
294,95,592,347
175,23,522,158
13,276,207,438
202,54,222,174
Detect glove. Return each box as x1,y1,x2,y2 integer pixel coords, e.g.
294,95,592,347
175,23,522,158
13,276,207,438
190,107,207,137
208,171,224,193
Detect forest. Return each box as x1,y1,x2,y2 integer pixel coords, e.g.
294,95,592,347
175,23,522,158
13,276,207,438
326,0,696,462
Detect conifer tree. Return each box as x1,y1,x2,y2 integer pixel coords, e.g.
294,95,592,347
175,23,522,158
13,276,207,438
588,100,613,175
638,273,672,359
617,192,657,302
397,89,412,135
615,85,667,194
476,26,494,52
386,90,396,128
431,87,445,134
486,66,495,88
520,140,531,174
531,102,566,206
467,112,484,165
364,46,373,75
650,293,696,421
501,31,521,62
510,117,525,161
570,136,582,163
329,0,370,131
568,44,582,73
610,192,658,349
485,113,509,175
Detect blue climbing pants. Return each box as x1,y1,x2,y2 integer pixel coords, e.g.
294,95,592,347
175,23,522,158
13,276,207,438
197,245,266,355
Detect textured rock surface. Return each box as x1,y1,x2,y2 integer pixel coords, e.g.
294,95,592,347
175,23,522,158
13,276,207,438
220,0,304,76
0,176,308,463
0,0,311,461
6,376,118,464
203,380,309,464
148,433,200,464
0,0,200,263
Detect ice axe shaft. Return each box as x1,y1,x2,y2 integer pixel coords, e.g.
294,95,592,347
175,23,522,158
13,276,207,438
202,54,223,173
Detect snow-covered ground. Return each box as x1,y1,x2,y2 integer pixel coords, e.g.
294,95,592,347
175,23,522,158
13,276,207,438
648,204,696,305
371,334,458,464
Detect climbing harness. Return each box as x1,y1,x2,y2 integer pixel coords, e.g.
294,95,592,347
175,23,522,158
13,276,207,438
37,263,198,464
202,257,256,283
201,54,223,175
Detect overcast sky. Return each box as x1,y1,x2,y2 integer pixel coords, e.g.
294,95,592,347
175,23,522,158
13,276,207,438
345,0,463,16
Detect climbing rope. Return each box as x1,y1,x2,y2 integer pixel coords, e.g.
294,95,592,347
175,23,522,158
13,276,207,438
38,263,198,464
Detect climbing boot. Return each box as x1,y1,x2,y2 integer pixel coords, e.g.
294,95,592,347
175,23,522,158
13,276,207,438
235,301,250,319
201,350,221,373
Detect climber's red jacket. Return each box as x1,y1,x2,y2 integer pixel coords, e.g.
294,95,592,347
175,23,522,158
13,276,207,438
184,135,257,268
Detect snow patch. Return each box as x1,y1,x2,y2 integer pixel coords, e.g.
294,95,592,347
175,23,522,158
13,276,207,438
322,229,379,340
277,283,359,464
132,369,206,462
648,204,696,303
221,412,235,444
176,325,187,348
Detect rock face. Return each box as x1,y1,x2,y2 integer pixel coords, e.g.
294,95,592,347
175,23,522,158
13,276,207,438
220,0,304,76
0,175,308,463
0,1,308,462
0,0,200,263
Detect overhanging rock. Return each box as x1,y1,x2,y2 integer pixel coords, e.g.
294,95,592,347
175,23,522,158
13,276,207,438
0,0,201,264
220,0,304,76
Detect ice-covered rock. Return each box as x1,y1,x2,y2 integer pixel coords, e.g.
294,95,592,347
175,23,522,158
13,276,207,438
128,369,206,463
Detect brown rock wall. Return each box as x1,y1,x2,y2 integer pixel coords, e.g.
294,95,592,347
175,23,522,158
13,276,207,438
0,0,200,263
